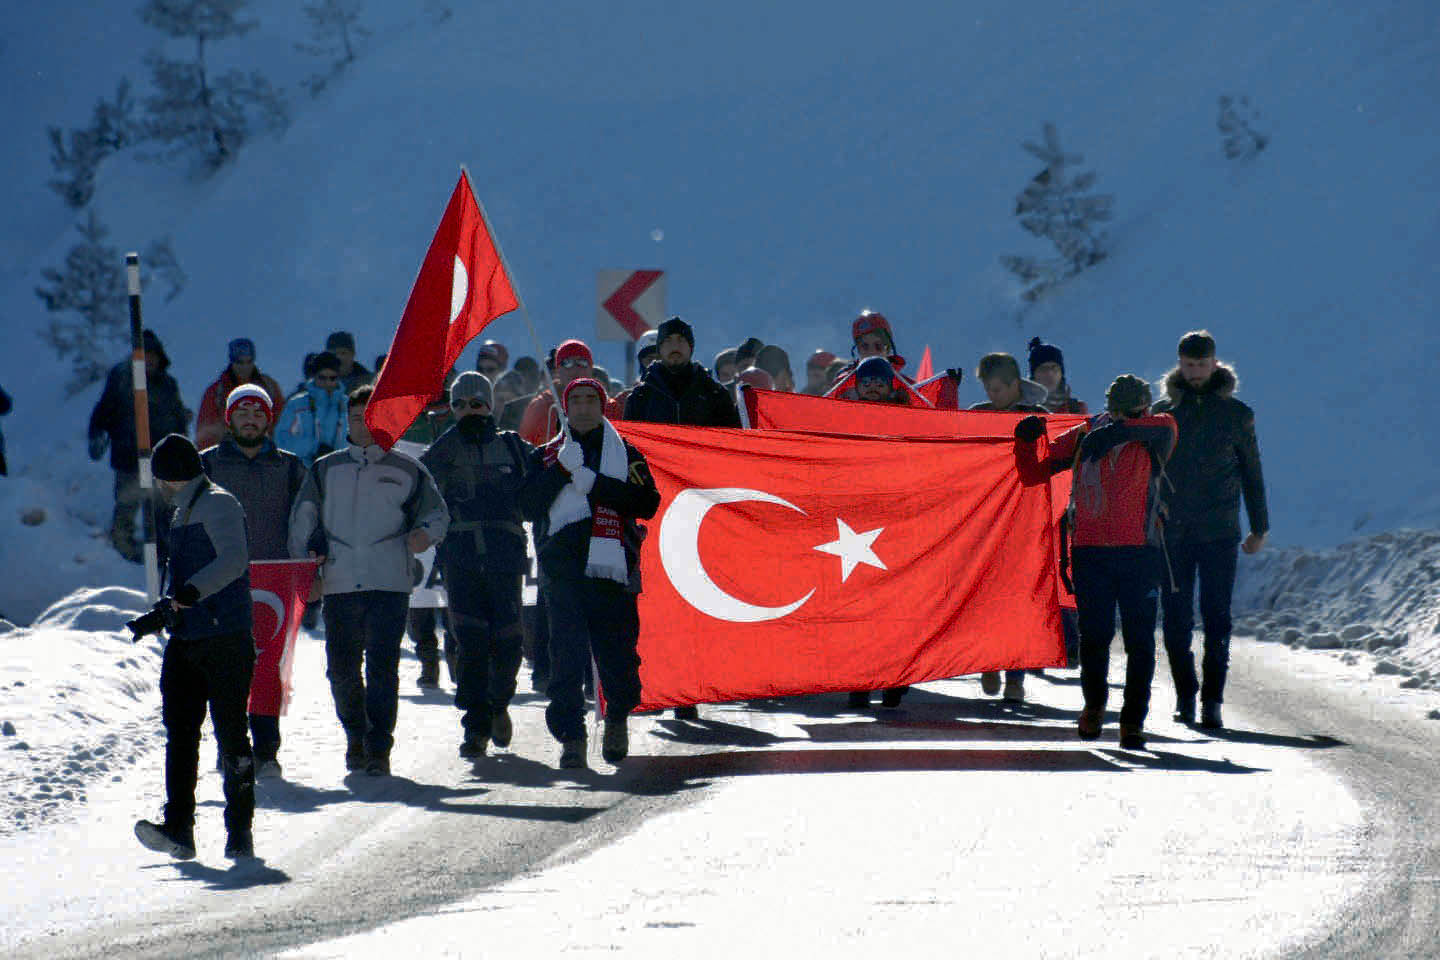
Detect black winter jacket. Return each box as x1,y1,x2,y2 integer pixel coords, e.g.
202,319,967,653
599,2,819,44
421,416,534,574
88,350,190,473
518,425,660,584
200,438,307,561
1151,364,1268,543
622,361,740,427
164,476,252,641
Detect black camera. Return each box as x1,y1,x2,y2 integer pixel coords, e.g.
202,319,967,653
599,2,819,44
125,599,176,642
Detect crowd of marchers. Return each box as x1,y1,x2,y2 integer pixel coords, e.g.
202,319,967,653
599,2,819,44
84,314,1267,864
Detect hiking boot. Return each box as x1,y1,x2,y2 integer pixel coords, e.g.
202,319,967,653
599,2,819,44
1118,724,1147,750
365,753,391,777
256,759,283,779
459,732,487,760
224,828,254,859
559,738,588,769
1199,701,1223,730
1002,674,1026,703
980,671,1001,696
880,688,906,709
846,691,871,710
602,717,629,763
344,739,366,772
490,709,513,749
417,661,440,689
1175,694,1196,724
1077,705,1104,741
672,705,700,720
134,819,195,860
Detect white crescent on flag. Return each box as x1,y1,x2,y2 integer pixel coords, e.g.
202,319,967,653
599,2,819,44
251,589,286,643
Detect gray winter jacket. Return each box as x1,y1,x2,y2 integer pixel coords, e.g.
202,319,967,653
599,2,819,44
164,476,252,640
288,443,450,596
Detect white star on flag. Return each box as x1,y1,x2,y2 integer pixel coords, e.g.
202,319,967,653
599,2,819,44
814,519,887,582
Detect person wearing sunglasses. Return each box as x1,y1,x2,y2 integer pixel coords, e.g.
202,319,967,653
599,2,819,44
276,351,348,466
419,372,536,760
519,338,597,447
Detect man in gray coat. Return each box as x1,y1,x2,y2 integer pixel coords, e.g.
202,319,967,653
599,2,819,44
289,385,449,776
133,434,256,861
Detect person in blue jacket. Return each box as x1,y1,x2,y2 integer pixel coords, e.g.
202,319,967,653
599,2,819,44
275,351,347,466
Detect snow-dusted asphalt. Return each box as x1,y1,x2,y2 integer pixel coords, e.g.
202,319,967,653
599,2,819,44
4,633,1437,959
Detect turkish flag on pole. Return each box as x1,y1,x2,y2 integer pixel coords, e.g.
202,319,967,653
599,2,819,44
616,422,1066,710
366,170,519,449
248,559,319,717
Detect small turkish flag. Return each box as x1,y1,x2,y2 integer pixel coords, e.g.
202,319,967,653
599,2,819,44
367,170,519,449
248,559,318,717
617,422,1067,710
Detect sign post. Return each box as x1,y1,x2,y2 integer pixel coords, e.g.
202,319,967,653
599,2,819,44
596,269,665,384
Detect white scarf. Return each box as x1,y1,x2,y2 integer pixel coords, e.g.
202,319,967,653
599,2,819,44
547,419,630,584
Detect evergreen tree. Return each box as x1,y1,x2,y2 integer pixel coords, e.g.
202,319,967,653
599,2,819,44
1000,123,1114,301
1218,95,1268,160
45,79,140,209
138,0,287,169
35,211,185,395
297,0,370,94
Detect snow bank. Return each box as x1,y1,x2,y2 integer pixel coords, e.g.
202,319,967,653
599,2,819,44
0,587,164,835
1234,529,1440,694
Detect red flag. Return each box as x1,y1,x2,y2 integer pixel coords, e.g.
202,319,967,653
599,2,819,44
616,422,1065,710
248,559,319,716
367,170,519,449
917,345,935,381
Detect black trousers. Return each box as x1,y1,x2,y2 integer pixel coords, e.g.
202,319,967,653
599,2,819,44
1074,547,1161,728
161,631,255,833
541,575,642,743
443,561,525,738
322,591,410,757
1160,538,1239,704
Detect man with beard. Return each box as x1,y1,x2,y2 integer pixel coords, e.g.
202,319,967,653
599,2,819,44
421,373,535,759
200,385,307,779
622,316,740,720
1153,330,1268,730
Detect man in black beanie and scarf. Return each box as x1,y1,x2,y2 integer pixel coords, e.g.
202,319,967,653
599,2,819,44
133,433,256,861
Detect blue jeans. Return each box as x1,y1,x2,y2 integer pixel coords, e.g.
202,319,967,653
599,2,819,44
322,591,410,757
1074,547,1161,728
1160,538,1239,704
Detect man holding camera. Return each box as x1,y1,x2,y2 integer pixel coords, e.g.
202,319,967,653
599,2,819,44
133,433,256,861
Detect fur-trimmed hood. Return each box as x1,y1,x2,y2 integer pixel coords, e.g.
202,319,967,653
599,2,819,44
1163,362,1237,402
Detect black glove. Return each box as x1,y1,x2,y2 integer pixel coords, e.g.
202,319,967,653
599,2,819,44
945,368,964,384
87,433,108,461
1014,415,1046,442
173,583,201,607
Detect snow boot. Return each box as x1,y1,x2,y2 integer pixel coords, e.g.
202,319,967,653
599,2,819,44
134,819,196,860
1174,694,1196,724
1003,674,1026,703
1199,701,1223,730
980,671,1001,696
559,738,588,769
489,708,513,749
344,737,366,772
1077,705,1104,741
602,717,629,763
224,828,254,859
459,732,487,760
365,753,391,777
1118,724,1147,750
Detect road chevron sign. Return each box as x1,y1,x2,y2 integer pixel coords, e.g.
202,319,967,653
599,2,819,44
597,269,666,341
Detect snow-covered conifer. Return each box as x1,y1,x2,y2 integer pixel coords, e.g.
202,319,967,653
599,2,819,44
138,0,287,170
35,212,185,394
1001,123,1114,301
297,0,370,94
1217,95,1268,160
45,80,140,209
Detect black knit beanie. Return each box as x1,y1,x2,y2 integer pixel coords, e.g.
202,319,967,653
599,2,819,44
657,315,695,350
151,433,203,482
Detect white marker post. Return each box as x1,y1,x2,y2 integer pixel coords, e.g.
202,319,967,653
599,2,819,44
125,253,161,602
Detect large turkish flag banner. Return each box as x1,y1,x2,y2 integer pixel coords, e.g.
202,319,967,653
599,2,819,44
616,423,1065,710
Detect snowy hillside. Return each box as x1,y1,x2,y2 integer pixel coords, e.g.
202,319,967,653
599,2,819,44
1,0,1438,622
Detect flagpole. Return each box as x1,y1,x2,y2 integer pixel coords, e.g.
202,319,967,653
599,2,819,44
461,166,569,438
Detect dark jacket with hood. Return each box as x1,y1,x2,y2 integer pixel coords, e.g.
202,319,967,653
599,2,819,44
420,415,534,574
1151,364,1268,543
622,361,741,428
88,332,191,473
164,475,252,641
